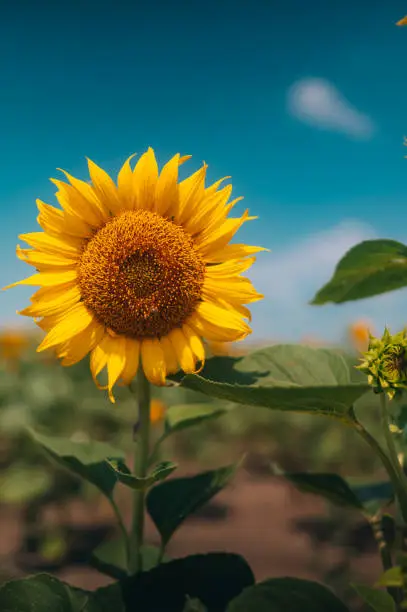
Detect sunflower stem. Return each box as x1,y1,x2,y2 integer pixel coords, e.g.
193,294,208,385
129,368,151,575
380,393,407,524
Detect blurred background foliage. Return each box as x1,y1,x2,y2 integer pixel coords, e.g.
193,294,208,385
0,320,398,603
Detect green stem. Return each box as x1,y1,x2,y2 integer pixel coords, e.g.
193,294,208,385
379,393,407,525
109,496,130,571
129,367,151,575
353,418,407,524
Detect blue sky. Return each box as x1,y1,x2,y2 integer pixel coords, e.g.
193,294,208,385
1,0,407,343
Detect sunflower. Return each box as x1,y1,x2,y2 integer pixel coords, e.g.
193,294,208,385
5,149,264,401
0,329,29,366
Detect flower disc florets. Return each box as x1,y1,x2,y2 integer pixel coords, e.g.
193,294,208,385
356,327,407,399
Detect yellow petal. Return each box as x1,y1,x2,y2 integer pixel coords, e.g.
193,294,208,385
176,164,207,224
195,210,254,256
141,338,167,385
154,153,181,216
184,184,233,236
57,168,109,221
203,277,263,304
106,336,127,402
204,257,256,278
58,319,105,365
16,245,78,269
51,179,103,229
204,243,268,264
4,269,77,290
160,335,179,374
168,328,196,373
87,158,122,215
204,176,231,197
18,232,81,257
19,284,81,317
37,302,95,352
36,199,91,239
133,147,158,210
117,154,137,210
182,324,206,362
36,200,65,234
214,297,253,321
397,16,407,26
90,338,109,389
188,300,251,342
119,338,140,385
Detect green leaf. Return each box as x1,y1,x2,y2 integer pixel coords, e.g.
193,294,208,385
90,537,128,580
0,574,125,612
147,462,239,546
278,472,364,510
89,583,125,612
28,429,124,499
310,239,407,304
0,574,89,611
121,552,254,612
106,459,177,490
178,345,369,420
165,403,227,438
352,584,396,612
349,480,393,504
376,567,403,588
0,465,52,504
90,537,170,578
226,577,350,611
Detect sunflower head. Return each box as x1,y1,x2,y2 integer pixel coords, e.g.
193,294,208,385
0,330,29,368
5,149,264,401
356,327,407,399
349,320,371,353
150,399,166,424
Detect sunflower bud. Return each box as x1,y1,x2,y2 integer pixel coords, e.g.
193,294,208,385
356,327,407,399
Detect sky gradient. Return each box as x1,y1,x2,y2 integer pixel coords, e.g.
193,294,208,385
1,0,407,343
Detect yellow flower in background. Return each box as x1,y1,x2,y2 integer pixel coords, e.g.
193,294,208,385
0,330,29,365
150,399,166,424
5,149,264,401
349,320,372,353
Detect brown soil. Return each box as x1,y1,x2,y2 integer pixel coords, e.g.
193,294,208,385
0,469,381,593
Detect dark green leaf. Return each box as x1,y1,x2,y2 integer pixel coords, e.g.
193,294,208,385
0,573,125,612
28,430,124,499
352,584,396,612
311,239,407,304
178,345,369,420
0,573,89,612
147,463,238,546
106,459,177,490
88,583,124,612
349,480,394,508
279,472,364,509
226,577,350,611
121,552,254,612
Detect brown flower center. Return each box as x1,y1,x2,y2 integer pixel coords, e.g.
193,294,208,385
78,210,205,338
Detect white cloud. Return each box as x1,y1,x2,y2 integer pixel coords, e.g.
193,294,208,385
247,220,407,344
287,78,375,139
